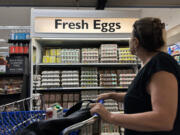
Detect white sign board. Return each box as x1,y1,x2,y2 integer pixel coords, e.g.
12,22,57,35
35,17,137,33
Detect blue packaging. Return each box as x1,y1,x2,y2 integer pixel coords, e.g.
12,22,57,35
14,33,18,40
26,33,30,39
23,33,26,40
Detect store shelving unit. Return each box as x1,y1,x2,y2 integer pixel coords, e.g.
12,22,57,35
32,38,139,92
36,63,139,67
0,93,21,95
0,38,30,105
31,9,140,94
34,87,127,92
8,39,31,44
30,9,140,135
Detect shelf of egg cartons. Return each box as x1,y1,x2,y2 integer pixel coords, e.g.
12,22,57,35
118,48,137,64
80,90,100,135
42,48,80,64
100,44,118,63
118,69,136,89
33,75,41,90
41,71,61,88
81,67,98,87
118,101,125,135
61,70,79,87
38,46,139,67
82,48,99,63
37,63,139,67
99,70,118,87
99,90,120,135
81,90,99,108
34,87,128,92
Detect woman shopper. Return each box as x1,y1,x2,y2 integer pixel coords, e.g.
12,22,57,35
90,17,180,135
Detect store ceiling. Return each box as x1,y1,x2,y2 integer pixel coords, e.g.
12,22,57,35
0,7,180,30
0,0,180,8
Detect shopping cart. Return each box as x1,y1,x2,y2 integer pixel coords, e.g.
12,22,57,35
0,95,46,135
0,95,103,135
61,99,104,135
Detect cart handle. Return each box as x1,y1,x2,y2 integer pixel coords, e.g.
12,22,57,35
93,99,104,117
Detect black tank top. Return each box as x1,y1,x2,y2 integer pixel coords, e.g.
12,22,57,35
124,52,180,135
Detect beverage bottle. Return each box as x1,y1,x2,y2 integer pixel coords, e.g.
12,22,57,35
24,43,29,54
46,108,53,119
14,43,19,54
19,43,23,54
9,43,15,54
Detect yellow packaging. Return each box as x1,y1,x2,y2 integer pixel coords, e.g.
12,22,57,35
45,49,50,56
43,56,50,63
50,49,57,56
56,49,61,56
56,57,61,63
50,56,56,63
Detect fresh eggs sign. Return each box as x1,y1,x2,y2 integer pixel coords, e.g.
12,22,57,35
35,17,137,33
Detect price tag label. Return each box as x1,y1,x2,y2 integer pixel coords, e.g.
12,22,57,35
0,65,6,73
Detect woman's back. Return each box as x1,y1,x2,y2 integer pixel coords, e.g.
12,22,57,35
124,52,180,135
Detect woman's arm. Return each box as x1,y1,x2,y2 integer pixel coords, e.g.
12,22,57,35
91,71,178,132
97,92,126,102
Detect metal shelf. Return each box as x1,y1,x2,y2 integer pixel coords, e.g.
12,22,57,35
9,53,29,56
0,93,21,96
0,73,24,76
34,87,127,92
36,63,139,67
8,39,30,44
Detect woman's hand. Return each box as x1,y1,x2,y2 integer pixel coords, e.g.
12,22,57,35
90,103,112,123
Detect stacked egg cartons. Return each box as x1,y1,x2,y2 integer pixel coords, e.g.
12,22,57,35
81,67,98,87
118,69,136,88
32,93,42,110
81,90,98,108
41,71,61,88
81,48,99,63
43,48,61,63
33,75,41,90
99,91,119,135
56,49,62,63
81,90,99,135
61,70,79,87
118,102,125,134
99,70,117,87
100,44,118,63
118,48,137,64
61,49,80,63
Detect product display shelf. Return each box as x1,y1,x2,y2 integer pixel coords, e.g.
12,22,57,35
36,63,140,67
34,87,127,92
0,73,24,76
0,92,21,96
9,53,29,56
8,39,31,44
0,38,30,105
